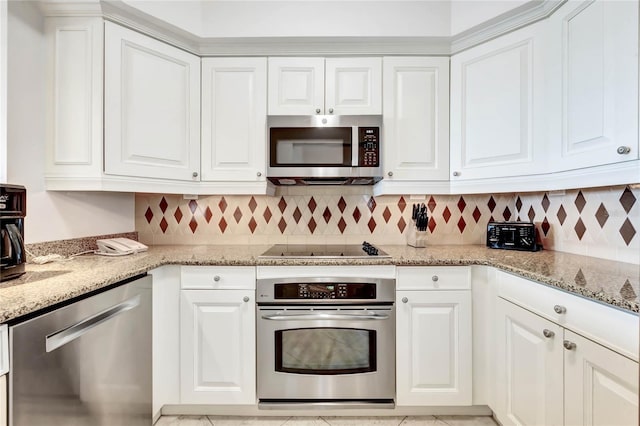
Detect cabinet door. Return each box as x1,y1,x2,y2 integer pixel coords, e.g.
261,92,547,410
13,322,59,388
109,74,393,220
325,57,381,115
0,375,5,426
268,57,324,115
104,22,200,181
495,298,563,426
450,22,547,180
383,57,450,181
201,58,267,182
546,0,639,170
396,290,472,406
180,290,255,404
564,330,639,426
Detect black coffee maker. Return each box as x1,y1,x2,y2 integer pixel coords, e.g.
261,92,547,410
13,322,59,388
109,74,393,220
0,184,26,281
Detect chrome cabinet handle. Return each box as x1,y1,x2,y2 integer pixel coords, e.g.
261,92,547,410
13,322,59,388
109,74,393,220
315,108,321,114
553,305,566,314
401,297,408,303
328,108,334,114
243,296,250,303
213,275,221,282
192,171,198,178
543,329,555,338
388,171,393,177
453,171,460,177
563,340,576,350
432,275,439,282
256,172,262,177
617,146,631,155
46,295,141,353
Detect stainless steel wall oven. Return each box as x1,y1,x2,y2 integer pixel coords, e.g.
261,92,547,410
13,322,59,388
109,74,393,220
256,276,395,409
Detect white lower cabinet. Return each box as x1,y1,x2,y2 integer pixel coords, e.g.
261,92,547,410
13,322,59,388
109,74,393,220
496,297,639,426
0,374,6,426
180,289,255,405
564,330,639,426
396,267,472,406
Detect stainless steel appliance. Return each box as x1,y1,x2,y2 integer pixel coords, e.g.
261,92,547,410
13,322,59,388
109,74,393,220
0,185,26,282
267,116,383,185
486,221,541,251
9,275,152,426
259,242,390,259
256,254,396,408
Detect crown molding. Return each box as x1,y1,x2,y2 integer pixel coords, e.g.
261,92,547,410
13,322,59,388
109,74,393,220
39,0,567,57
450,0,567,54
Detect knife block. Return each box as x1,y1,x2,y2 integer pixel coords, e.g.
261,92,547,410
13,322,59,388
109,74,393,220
407,226,428,248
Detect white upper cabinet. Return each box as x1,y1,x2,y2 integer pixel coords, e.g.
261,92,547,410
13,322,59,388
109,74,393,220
546,0,639,171
104,22,201,181
325,58,382,115
45,17,104,182
382,57,450,183
450,21,548,181
268,57,381,115
201,58,267,182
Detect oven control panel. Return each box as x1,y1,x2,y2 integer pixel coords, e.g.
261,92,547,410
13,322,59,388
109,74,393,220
274,283,376,300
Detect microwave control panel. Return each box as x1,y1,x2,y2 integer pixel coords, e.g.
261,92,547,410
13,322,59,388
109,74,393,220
358,127,380,167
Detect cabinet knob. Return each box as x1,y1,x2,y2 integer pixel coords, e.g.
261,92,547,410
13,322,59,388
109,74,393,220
452,171,460,177
401,297,408,303
243,296,250,303
432,275,439,282
315,108,321,114
388,171,393,177
553,305,566,314
257,172,262,177
213,275,221,282
192,171,199,178
542,329,555,338
328,108,334,114
563,340,576,350
617,146,631,155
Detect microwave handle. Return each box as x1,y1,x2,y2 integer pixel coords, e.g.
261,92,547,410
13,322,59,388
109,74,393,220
351,126,359,167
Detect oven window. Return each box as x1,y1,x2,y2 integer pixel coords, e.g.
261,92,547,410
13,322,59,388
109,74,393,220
275,327,376,375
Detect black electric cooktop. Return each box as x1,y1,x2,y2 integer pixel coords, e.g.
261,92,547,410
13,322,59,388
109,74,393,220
259,242,389,259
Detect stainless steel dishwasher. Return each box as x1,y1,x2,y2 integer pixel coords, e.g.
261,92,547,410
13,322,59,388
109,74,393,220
9,275,152,426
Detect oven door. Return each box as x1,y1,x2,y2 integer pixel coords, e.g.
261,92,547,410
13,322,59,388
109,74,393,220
257,305,395,401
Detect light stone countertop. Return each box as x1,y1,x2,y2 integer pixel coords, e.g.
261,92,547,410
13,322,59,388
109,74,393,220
0,244,637,323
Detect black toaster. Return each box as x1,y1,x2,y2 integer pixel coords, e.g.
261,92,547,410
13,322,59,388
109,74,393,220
486,221,541,252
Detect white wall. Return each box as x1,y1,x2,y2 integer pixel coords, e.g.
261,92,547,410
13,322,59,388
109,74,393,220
7,1,135,244
450,0,531,35
0,0,7,183
125,0,452,38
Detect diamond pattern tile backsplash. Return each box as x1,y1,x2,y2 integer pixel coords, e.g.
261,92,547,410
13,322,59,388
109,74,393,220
136,185,639,264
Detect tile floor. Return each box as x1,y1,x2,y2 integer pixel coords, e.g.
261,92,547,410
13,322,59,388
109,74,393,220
155,415,499,426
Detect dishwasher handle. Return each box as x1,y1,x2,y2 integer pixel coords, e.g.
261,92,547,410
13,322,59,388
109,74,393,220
261,312,389,321
46,294,141,353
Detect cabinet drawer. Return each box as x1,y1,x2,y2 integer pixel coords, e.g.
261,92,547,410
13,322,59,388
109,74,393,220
497,270,639,360
397,266,471,290
181,266,256,290
0,324,7,375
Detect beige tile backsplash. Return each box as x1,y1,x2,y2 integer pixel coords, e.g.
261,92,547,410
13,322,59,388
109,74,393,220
136,185,639,264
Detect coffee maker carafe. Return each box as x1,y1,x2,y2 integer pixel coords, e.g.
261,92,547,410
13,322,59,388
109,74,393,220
1,184,26,281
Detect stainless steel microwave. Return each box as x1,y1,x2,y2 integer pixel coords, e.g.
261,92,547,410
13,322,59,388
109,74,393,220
267,116,383,185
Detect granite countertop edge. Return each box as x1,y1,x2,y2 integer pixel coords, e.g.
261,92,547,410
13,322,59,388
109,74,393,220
0,244,637,323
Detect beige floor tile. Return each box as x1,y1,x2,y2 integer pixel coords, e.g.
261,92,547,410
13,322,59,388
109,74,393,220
322,416,406,426
208,416,291,426
283,416,330,426
435,416,498,426
155,416,214,426
398,416,441,425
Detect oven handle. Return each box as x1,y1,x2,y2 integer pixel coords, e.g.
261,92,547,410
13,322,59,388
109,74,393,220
260,312,390,321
